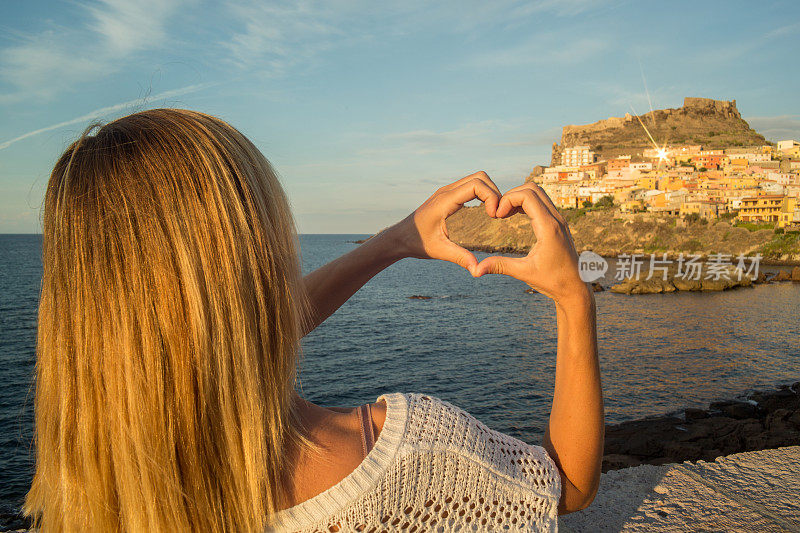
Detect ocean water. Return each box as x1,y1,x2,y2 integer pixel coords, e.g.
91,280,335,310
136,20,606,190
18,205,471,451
1,233,799,528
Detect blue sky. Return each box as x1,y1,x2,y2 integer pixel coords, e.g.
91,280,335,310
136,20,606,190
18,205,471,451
1,0,798,233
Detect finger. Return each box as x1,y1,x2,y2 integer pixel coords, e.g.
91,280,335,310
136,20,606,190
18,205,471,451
501,183,564,224
473,255,527,278
496,189,559,238
441,171,502,198
438,239,479,275
494,184,530,218
442,178,501,218
530,186,566,225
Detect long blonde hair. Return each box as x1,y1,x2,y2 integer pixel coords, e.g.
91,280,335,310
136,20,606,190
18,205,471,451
25,109,312,531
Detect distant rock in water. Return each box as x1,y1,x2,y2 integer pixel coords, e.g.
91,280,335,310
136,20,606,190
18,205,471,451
773,270,789,281
609,265,753,295
408,295,433,300
526,282,603,294
770,269,796,282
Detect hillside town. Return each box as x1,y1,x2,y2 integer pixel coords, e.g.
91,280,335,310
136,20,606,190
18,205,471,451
529,139,800,229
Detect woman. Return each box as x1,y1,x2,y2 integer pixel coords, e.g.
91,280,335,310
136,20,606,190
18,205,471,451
25,109,603,532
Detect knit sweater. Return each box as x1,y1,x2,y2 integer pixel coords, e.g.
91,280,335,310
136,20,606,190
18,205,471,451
268,392,562,532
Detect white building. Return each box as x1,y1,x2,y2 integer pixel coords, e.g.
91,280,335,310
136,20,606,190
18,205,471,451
777,140,799,152
726,152,771,163
761,181,785,195
561,145,596,166
766,172,800,186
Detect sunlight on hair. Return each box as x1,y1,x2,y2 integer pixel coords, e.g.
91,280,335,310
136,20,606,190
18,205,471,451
25,109,314,531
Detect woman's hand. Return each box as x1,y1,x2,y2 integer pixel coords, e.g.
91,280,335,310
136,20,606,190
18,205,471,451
473,183,589,307
392,171,502,276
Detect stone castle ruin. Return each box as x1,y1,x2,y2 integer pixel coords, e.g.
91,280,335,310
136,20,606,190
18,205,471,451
551,97,767,165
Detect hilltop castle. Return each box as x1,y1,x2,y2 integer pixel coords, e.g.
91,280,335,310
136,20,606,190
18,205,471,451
551,97,766,165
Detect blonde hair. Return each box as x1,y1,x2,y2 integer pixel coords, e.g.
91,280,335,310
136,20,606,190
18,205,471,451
25,109,312,531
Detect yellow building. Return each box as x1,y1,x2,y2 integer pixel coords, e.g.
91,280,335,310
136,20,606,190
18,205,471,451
737,195,785,223
661,177,687,191
635,176,657,190
781,146,800,159
620,200,645,213
728,157,749,169
680,200,719,219
778,197,799,228
724,176,759,189
644,190,666,208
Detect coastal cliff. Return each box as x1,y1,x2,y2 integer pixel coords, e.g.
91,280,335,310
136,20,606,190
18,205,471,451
446,206,800,263
551,97,768,164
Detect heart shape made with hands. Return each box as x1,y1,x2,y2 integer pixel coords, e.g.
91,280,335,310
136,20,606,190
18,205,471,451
410,172,578,298
446,199,533,275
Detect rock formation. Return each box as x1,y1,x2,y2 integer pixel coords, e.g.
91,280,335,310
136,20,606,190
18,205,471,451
609,265,753,295
551,97,768,165
603,383,800,471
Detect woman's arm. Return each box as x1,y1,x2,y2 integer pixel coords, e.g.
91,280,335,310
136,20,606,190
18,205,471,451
475,183,603,514
300,227,405,336
301,171,502,335
546,291,602,514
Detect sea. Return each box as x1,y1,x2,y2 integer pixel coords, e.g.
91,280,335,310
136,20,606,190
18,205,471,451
1,233,799,528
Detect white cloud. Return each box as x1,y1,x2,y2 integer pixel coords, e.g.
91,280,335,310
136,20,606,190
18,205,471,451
0,0,187,102
220,0,615,75
694,22,800,65
493,126,562,147
764,22,800,40
405,0,614,33
383,121,508,153
88,0,182,54
466,34,608,69
577,80,686,120
0,82,214,150
746,115,800,142
499,0,616,18
221,1,353,73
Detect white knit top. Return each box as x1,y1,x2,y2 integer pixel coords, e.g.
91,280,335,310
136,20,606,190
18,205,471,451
268,392,562,532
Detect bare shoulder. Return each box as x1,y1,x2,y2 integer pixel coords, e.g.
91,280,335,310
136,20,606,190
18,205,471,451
370,399,387,435
279,398,390,510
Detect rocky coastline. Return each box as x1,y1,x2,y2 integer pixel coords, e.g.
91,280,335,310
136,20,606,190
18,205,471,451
445,206,800,266
602,382,800,472
460,244,800,268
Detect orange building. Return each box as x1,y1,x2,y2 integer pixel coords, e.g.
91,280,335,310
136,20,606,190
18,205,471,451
692,154,724,170
608,156,631,172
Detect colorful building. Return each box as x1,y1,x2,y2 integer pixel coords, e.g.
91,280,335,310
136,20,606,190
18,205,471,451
737,195,786,223
778,198,800,228
680,200,719,219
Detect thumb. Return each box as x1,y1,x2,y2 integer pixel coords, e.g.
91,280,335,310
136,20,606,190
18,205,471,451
474,255,525,278
439,240,478,275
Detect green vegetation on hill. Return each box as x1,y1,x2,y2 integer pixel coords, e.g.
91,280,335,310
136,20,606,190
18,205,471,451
758,232,800,259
